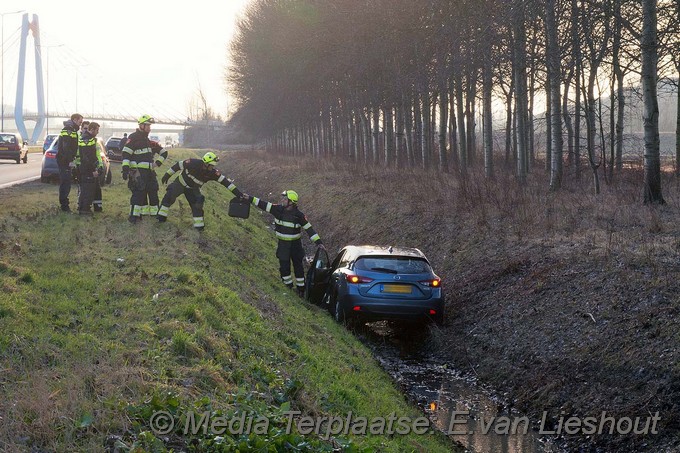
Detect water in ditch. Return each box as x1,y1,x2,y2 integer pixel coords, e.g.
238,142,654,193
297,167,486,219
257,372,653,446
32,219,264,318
355,322,567,453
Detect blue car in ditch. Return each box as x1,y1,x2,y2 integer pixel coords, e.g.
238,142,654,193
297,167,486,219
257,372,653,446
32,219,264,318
306,245,444,326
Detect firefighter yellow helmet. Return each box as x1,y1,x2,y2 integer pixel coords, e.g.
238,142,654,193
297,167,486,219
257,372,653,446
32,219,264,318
138,114,156,125
202,151,219,165
281,190,299,203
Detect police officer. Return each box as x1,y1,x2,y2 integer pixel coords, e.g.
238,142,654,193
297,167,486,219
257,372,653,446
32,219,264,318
121,115,168,223
248,190,324,297
56,113,83,212
158,151,245,230
77,122,103,215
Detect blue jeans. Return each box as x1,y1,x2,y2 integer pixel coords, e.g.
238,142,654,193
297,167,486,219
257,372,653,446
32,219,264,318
58,165,72,209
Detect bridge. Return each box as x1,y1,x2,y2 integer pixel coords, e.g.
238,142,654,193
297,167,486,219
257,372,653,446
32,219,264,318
1,12,198,143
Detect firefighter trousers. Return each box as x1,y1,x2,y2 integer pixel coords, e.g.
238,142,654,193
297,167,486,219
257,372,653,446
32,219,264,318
276,239,305,288
158,181,205,228
128,169,159,218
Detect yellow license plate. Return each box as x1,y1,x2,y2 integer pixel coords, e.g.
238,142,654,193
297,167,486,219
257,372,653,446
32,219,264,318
0,147,7,150
382,284,412,294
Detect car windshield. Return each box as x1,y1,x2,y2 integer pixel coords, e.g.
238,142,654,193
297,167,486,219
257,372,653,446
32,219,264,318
354,256,432,274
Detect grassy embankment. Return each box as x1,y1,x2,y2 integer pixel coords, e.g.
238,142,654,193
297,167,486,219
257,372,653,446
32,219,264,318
229,150,680,452
0,149,456,452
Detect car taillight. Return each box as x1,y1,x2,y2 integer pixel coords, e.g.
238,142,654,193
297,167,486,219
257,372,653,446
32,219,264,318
420,278,441,287
45,151,57,158
346,274,374,284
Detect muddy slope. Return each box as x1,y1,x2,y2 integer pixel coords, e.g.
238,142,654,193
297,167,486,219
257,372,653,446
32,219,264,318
228,151,680,452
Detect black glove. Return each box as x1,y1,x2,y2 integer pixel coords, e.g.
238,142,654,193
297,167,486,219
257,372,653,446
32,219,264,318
161,173,169,185
122,167,129,181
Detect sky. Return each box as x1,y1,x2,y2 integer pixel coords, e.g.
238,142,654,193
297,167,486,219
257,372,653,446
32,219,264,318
1,0,252,122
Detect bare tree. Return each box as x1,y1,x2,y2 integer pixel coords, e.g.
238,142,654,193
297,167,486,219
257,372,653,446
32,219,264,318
545,0,563,190
641,0,665,203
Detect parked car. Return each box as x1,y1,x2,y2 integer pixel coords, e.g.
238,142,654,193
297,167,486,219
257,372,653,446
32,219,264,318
105,136,124,161
43,134,58,154
306,245,444,325
41,136,112,185
0,132,28,164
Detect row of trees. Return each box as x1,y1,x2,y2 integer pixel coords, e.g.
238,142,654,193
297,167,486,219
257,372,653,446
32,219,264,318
228,0,679,201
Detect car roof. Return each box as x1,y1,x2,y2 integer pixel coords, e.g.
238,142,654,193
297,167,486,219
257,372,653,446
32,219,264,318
341,245,428,260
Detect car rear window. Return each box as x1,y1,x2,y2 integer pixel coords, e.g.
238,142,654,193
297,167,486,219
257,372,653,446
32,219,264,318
355,256,431,274
0,134,17,144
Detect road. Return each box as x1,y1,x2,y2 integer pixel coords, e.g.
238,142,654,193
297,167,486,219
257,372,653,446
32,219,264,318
0,153,43,189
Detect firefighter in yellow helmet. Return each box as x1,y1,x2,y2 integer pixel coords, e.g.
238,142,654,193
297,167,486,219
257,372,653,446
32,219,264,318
247,189,324,297
121,115,168,223
158,151,245,230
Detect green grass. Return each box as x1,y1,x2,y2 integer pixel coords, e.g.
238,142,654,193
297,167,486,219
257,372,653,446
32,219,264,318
0,149,456,452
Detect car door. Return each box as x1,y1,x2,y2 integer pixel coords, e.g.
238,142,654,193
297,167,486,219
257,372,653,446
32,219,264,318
305,247,331,305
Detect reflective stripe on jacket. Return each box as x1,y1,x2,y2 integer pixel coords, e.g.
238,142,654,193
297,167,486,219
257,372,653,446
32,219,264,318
250,197,322,244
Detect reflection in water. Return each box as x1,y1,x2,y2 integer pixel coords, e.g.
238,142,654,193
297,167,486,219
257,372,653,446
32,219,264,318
356,322,565,453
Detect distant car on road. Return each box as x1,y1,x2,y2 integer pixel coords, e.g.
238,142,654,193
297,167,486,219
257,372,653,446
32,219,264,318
43,134,58,154
0,132,28,164
105,136,124,161
306,245,445,326
41,136,112,185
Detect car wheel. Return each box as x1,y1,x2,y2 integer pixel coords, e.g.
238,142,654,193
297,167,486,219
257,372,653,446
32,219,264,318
105,168,112,184
333,296,345,323
15,158,20,164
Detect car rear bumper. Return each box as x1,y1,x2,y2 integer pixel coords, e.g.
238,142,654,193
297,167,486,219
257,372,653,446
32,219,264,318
338,294,444,323
0,151,21,159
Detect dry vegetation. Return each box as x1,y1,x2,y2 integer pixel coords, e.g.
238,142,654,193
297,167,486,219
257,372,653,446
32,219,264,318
230,150,680,452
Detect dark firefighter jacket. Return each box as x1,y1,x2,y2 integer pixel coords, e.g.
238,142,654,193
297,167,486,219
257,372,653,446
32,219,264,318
250,197,322,244
165,158,244,197
121,129,168,170
56,120,80,167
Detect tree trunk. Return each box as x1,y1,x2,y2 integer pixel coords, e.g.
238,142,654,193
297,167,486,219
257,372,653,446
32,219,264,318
396,103,405,168
676,68,680,175
466,72,477,165
372,107,380,164
414,94,423,167
505,85,513,166
384,106,395,165
404,94,415,167
613,1,625,173
641,0,664,203
448,79,459,170
513,6,529,185
546,0,563,191
455,74,467,173
586,73,601,194
483,53,494,178
439,85,449,172
423,93,432,170
545,80,552,173
572,0,582,180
